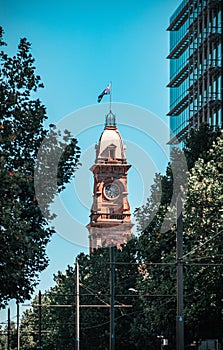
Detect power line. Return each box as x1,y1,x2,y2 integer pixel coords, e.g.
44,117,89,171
80,281,109,306
182,229,223,259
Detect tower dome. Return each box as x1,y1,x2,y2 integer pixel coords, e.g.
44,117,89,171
95,125,126,164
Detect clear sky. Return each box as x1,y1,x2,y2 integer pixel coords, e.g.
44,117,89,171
1,0,181,319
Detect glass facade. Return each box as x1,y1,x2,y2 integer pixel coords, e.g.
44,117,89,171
167,0,222,145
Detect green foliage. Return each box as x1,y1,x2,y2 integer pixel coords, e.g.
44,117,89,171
183,131,223,339
19,243,139,350
0,27,81,305
0,325,7,349
183,124,221,170
133,126,223,347
20,308,37,349
0,321,18,350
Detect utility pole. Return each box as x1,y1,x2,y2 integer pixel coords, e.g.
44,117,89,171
110,244,115,350
7,308,10,350
38,290,42,350
75,258,80,350
176,193,184,350
17,301,20,350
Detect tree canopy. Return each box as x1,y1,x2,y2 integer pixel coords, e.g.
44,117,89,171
0,28,81,305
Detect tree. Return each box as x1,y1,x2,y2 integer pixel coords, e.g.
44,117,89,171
183,124,221,170
132,200,177,349
0,324,7,349
183,131,223,340
19,308,37,350
132,127,223,348
0,27,81,305
18,242,140,350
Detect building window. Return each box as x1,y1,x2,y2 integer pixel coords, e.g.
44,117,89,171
108,145,116,160
110,149,115,159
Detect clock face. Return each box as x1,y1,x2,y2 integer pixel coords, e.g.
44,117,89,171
104,184,119,199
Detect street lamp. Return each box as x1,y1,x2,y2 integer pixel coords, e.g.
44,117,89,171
176,193,184,350
157,335,168,349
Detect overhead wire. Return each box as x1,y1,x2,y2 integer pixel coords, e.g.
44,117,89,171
182,229,223,259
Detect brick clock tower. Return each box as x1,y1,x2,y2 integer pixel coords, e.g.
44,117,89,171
87,112,133,252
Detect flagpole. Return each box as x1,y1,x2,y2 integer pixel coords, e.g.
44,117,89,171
109,81,112,114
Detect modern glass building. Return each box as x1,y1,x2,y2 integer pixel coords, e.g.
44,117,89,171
167,0,222,145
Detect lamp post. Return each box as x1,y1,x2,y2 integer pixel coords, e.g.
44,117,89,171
176,193,184,350
110,244,115,350
17,301,20,350
7,308,10,350
75,258,80,350
37,291,42,350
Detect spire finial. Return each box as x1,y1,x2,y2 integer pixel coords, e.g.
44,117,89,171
105,81,116,127
105,110,116,127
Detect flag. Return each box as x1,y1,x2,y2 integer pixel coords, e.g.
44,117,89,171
97,84,111,103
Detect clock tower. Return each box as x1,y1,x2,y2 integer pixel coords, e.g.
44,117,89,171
87,111,133,252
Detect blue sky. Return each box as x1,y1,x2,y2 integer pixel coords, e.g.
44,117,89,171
1,0,181,318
